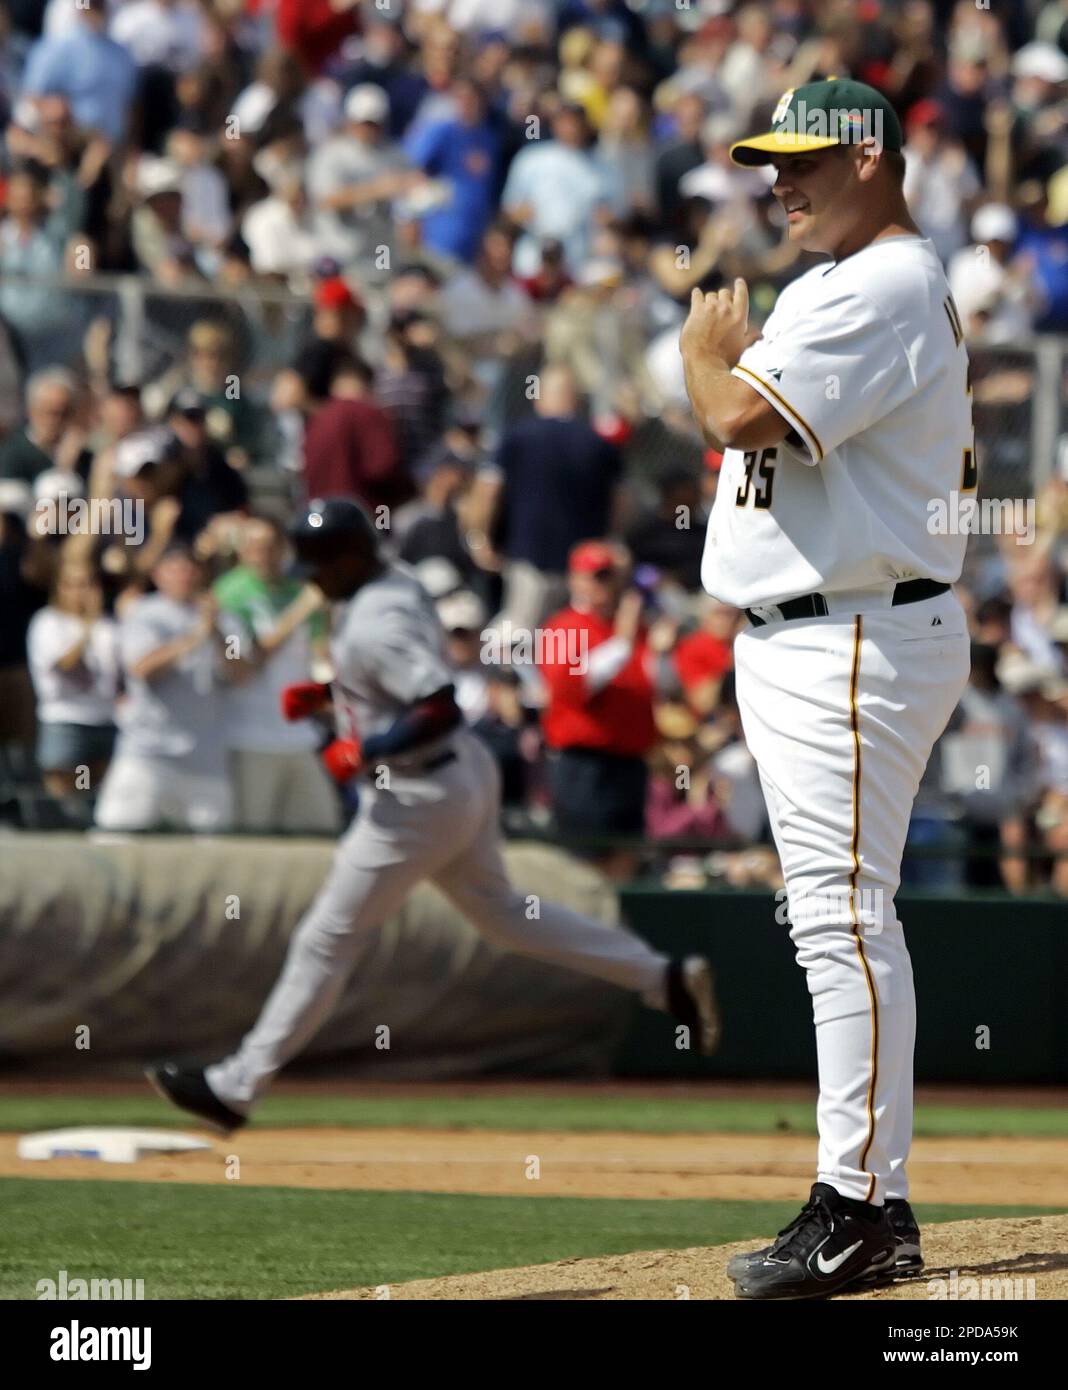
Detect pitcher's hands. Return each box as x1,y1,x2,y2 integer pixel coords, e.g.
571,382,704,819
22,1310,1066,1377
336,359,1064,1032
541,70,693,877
680,278,750,369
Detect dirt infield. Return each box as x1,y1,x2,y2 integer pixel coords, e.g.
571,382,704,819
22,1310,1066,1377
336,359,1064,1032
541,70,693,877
300,1214,1068,1300
5,1127,1068,1207
8,1118,1068,1302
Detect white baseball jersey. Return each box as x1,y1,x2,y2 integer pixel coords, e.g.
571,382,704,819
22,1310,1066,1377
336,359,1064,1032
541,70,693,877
701,234,975,609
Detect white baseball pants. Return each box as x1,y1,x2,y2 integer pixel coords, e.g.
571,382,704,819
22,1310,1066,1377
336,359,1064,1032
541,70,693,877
94,753,233,832
734,587,970,1204
208,729,668,1111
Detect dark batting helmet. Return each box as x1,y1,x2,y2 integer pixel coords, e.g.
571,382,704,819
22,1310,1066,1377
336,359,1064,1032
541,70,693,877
289,497,378,566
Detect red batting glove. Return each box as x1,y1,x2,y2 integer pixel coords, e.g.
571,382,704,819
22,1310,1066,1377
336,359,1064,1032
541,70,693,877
592,412,633,447
281,681,331,722
321,737,363,784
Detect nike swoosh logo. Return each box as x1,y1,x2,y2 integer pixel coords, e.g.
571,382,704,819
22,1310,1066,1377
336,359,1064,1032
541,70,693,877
815,1239,863,1275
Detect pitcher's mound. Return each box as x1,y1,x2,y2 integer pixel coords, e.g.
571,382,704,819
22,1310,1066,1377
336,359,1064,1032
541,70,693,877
301,1213,1068,1300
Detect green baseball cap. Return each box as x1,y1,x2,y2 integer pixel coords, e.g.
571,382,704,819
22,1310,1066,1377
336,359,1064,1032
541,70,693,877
729,77,904,168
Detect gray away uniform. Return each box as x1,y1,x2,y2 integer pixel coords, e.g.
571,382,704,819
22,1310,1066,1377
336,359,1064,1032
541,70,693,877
207,564,667,1111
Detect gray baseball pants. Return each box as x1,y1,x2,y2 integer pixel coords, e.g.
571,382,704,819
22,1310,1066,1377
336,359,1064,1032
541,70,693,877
207,730,667,1111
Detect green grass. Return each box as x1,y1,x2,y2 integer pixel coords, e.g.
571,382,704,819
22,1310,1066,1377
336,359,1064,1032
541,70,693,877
2,1093,1068,1138
2,1179,1060,1300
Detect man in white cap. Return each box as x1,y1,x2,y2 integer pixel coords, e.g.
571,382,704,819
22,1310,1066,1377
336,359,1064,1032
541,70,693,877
102,428,176,578
436,588,490,723
306,84,424,270
947,203,1033,343
131,155,193,282
1010,41,1068,92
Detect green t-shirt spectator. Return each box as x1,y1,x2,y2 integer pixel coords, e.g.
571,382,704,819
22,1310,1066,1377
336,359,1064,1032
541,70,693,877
214,567,328,647
213,566,327,754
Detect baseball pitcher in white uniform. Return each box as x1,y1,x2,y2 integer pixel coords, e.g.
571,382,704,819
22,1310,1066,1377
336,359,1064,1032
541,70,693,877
148,498,719,1130
679,78,973,1299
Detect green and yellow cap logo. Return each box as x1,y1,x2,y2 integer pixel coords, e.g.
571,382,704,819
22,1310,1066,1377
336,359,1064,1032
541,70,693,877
730,77,904,168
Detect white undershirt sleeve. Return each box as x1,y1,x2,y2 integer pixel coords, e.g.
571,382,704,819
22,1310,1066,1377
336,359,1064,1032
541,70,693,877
584,635,633,694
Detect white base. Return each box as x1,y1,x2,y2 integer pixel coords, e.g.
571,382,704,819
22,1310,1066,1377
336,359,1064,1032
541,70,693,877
17,1127,213,1164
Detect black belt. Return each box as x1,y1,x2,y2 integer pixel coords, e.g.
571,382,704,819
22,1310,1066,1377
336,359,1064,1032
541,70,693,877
746,578,949,627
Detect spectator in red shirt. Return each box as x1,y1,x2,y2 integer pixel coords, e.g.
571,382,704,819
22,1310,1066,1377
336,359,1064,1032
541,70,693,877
538,539,659,878
672,596,739,715
301,356,412,514
276,0,361,77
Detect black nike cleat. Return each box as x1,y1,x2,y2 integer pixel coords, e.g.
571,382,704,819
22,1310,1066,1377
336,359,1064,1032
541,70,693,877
726,1244,771,1280
145,1062,247,1135
886,1198,923,1273
666,956,721,1055
850,1198,926,1286
731,1183,895,1300
727,1195,923,1282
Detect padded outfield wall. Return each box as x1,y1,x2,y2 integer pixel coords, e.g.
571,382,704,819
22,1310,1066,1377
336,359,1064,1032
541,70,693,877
617,888,1068,1083
0,836,1063,1082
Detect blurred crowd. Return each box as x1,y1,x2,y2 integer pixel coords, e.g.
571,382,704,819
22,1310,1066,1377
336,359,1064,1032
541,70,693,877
1,0,1068,890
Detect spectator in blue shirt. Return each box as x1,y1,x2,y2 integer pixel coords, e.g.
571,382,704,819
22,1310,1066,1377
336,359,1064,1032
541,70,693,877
0,166,84,372
405,77,500,263
1016,186,1068,332
20,4,138,146
501,102,610,276
481,364,625,629
558,0,649,56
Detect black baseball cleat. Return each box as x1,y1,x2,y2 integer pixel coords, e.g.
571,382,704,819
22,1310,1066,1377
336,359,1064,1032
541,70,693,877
885,1198,923,1273
727,1195,923,1282
726,1243,772,1280
666,956,721,1055
145,1062,247,1136
841,1198,925,1287
731,1183,895,1300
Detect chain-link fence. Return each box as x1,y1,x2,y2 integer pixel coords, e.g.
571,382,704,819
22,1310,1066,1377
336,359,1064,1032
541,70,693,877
2,270,1065,495
0,271,314,416
972,340,1068,500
